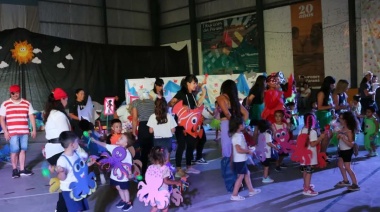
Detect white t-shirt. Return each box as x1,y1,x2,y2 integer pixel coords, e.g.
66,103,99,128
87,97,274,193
232,132,248,162
300,88,311,98
147,113,177,138
57,150,88,191
45,110,71,140
338,133,352,151
263,132,272,159
300,128,318,166
105,144,132,182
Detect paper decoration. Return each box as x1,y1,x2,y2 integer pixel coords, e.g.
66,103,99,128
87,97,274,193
104,97,115,115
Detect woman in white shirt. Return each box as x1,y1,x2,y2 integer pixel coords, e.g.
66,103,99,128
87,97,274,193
43,87,71,212
147,97,177,152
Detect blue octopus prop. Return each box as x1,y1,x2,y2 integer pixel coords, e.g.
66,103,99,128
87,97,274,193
69,158,97,201
98,146,132,180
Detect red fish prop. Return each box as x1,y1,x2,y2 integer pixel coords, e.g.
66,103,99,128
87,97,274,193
172,100,204,138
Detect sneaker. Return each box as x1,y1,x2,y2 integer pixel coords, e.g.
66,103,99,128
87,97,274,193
230,195,245,201
280,163,288,168
122,202,133,211
370,152,378,157
275,166,282,172
12,169,20,179
334,180,351,188
347,184,360,191
196,158,209,164
303,184,315,189
191,158,197,164
262,177,274,183
175,168,188,178
116,200,125,209
186,167,201,174
303,188,318,196
19,169,34,176
248,189,261,196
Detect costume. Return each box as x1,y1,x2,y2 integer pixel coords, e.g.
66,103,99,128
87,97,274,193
262,73,293,123
272,123,295,154
137,164,184,210
57,151,95,211
363,117,380,150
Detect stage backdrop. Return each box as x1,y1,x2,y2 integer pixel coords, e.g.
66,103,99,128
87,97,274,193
125,74,257,118
201,14,259,75
291,0,324,87
0,28,189,110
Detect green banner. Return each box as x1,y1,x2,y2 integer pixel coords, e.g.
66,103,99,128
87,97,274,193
201,14,259,74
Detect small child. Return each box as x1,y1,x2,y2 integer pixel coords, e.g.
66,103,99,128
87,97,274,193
147,98,177,152
272,110,291,172
363,106,379,157
334,111,360,191
285,102,299,132
295,113,325,196
229,117,261,201
92,132,135,211
107,119,122,145
148,146,182,212
56,131,95,212
257,119,278,183
350,95,363,131
207,101,221,141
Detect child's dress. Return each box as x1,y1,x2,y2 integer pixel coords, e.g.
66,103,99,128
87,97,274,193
291,128,318,166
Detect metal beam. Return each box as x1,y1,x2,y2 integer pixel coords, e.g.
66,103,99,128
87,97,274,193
348,0,357,87
257,0,266,73
102,0,108,44
150,0,161,46
189,0,199,75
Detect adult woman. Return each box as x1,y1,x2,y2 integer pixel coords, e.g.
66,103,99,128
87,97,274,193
44,87,70,212
131,89,155,175
149,77,164,101
217,80,249,158
316,76,336,153
245,75,266,126
68,88,86,136
359,71,375,114
332,79,349,115
168,75,206,177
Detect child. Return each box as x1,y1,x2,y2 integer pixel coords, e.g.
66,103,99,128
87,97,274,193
363,106,379,157
56,131,95,212
229,117,261,201
272,110,291,172
207,101,221,141
294,113,325,196
285,102,299,132
257,119,278,183
147,98,177,153
92,133,135,211
351,95,363,131
334,111,360,191
148,146,182,212
107,119,122,145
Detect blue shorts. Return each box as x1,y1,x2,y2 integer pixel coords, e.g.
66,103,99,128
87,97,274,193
110,179,130,190
233,161,248,175
9,134,28,153
61,191,89,212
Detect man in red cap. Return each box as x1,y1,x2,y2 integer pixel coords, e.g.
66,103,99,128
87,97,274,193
0,84,36,178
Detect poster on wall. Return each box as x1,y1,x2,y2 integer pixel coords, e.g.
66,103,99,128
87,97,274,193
201,14,259,75
291,0,324,87
361,0,380,75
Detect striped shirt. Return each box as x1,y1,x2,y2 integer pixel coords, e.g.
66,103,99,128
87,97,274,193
0,98,34,136
131,99,154,121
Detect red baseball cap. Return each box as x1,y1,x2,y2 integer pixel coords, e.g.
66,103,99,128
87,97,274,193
9,85,20,93
52,88,68,100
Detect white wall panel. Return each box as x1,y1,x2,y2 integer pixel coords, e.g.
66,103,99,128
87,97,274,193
264,6,293,77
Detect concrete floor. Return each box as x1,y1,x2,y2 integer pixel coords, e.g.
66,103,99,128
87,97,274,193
0,130,379,212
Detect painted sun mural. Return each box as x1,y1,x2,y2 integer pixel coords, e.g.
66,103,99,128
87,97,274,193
11,41,34,65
